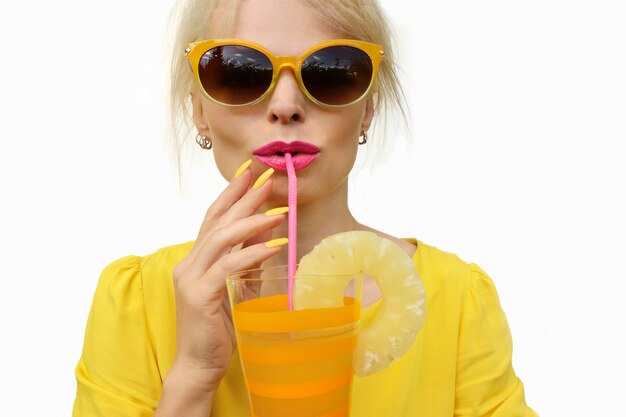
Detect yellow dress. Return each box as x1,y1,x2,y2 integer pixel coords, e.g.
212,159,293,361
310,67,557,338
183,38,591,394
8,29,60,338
73,239,538,416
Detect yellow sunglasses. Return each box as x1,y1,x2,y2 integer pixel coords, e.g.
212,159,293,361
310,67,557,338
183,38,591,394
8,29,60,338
185,38,384,108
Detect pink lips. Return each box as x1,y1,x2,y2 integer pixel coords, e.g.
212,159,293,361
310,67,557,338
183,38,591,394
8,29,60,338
253,140,320,171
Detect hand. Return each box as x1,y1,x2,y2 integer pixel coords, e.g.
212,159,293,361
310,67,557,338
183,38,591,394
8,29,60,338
169,165,285,391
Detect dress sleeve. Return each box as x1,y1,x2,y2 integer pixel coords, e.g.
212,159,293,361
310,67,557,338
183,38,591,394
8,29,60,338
73,256,163,417
454,264,538,417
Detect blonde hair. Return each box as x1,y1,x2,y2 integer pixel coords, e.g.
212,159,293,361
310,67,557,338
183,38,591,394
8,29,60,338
165,0,409,180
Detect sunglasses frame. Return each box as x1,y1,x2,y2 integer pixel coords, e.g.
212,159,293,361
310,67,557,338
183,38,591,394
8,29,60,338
185,38,384,108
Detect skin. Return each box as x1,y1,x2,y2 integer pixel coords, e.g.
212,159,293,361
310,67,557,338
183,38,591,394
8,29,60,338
156,0,416,415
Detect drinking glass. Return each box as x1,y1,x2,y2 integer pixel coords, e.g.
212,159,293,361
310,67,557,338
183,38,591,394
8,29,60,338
226,265,362,417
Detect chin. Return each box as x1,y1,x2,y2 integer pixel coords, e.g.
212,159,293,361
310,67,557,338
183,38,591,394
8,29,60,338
269,180,334,207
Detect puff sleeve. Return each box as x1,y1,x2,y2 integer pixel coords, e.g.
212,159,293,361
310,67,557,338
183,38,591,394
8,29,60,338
73,256,162,417
454,264,538,417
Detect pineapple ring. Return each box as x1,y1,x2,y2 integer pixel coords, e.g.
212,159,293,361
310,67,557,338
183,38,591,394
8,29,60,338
294,231,426,376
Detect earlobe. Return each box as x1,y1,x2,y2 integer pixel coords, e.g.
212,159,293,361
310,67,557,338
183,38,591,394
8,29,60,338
190,89,211,135
361,96,375,132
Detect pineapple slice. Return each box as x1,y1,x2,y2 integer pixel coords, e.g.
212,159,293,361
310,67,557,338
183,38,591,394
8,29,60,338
295,231,425,376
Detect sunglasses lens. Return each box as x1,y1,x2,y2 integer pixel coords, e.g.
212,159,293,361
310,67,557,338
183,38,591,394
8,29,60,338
302,45,374,106
198,45,273,105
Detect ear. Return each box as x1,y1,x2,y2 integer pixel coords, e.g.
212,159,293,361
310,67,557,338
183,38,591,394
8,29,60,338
360,95,375,133
190,89,211,135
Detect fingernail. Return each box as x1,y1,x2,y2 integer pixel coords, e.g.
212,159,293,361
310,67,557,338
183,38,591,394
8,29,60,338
233,159,252,179
264,206,289,216
253,168,275,189
265,238,289,248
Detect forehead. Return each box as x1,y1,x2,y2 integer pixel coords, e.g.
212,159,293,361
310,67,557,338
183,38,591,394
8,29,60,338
211,0,346,55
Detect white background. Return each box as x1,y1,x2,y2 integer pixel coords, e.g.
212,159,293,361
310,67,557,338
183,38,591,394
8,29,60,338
1,0,624,415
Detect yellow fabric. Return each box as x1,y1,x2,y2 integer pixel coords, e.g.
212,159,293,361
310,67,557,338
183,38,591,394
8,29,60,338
73,239,538,416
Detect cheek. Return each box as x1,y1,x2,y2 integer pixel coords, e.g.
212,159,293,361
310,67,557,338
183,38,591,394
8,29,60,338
323,109,363,151
204,107,257,179
206,107,249,145
314,111,362,181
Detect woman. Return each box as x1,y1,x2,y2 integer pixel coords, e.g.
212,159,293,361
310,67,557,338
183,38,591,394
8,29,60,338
73,0,538,416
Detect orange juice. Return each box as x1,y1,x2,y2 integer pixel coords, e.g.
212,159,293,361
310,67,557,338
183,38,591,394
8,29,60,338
232,294,360,417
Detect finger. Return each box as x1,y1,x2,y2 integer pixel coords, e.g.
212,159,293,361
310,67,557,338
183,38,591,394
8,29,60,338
186,211,286,279
235,227,277,298
227,226,273,260
239,206,288,251
240,227,274,250
196,167,252,240
206,240,288,294
197,175,275,249
217,172,276,227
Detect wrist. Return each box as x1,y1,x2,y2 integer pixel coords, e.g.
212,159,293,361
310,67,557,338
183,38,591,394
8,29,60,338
164,360,226,395
156,366,220,417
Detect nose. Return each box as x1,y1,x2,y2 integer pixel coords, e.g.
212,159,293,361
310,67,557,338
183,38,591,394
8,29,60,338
266,67,306,124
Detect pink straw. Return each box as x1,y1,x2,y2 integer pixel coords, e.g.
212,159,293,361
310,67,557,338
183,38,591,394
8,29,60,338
284,153,297,311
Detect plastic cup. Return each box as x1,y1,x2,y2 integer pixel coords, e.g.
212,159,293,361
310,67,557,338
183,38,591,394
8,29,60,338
226,265,362,417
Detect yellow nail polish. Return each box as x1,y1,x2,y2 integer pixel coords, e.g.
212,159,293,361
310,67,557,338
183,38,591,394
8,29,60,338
264,206,289,216
253,168,275,189
234,159,252,179
265,238,289,248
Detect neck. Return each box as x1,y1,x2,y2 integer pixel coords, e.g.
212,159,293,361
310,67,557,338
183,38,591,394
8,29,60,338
260,180,362,267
